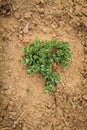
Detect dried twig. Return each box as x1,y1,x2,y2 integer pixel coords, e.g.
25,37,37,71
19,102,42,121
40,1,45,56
10,96,34,130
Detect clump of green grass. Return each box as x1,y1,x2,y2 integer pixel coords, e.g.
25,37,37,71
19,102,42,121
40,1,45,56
22,37,71,93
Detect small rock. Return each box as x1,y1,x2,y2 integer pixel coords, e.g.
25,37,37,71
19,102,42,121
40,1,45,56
84,47,87,53
0,27,4,34
18,34,23,41
5,89,12,95
83,94,87,100
59,21,65,27
14,12,21,19
38,8,44,13
23,23,29,34
13,5,19,11
82,8,87,17
2,34,7,41
63,127,68,130
9,101,14,106
40,0,44,3
2,101,8,110
9,112,16,119
47,15,52,20
6,12,11,16
84,42,87,47
24,13,31,19
8,36,11,41
53,7,56,10
9,55,13,60
43,125,51,130
51,24,55,29
19,31,23,35
84,65,87,71
53,33,56,38
40,13,44,17
82,79,87,85
18,18,25,23
8,105,13,111
42,28,47,33
84,55,87,59
3,85,9,90
1,128,10,130
22,126,27,130
0,117,2,122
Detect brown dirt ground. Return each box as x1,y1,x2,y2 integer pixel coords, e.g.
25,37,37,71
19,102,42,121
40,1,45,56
0,0,87,130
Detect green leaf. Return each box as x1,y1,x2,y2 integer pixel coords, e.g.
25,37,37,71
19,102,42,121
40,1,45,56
62,60,69,67
57,42,64,48
53,72,60,83
53,54,61,62
22,57,29,64
64,42,70,47
22,37,71,93
57,49,64,56
35,36,41,43
65,53,71,59
44,82,54,93
27,69,32,74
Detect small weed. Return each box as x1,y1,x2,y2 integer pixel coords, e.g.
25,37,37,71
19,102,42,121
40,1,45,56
26,88,33,93
22,37,71,93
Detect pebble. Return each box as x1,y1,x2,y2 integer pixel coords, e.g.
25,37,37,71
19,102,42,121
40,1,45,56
37,0,44,4
13,5,19,11
47,15,52,20
2,85,9,90
22,126,27,130
8,105,13,111
43,126,51,130
84,42,87,47
82,79,87,85
84,65,87,71
84,47,87,53
40,13,44,17
53,33,56,38
2,102,8,110
82,8,87,17
83,94,87,100
42,28,47,33
18,34,23,41
59,21,65,27
53,7,56,10
24,13,31,19
23,23,29,34
0,117,2,122
9,101,14,106
84,55,87,59
9,112,16,119
51,24,56,29
0,27,4,34
63,127,68,130
1,128,10,130
18,18,25,23
9,55,13,60
14,12,21,19
5,89,12,95
8,36,11,41
38,8,44,13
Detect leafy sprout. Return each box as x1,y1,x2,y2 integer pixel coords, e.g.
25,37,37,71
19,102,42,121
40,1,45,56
22,37,71,93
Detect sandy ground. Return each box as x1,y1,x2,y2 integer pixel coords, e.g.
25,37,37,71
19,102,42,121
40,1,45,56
0,0,87,130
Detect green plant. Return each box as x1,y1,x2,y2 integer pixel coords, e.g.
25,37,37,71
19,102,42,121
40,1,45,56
26,88,33,93
22,37,71,93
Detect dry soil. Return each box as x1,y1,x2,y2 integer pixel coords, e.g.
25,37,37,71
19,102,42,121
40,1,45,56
0,0,87,130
